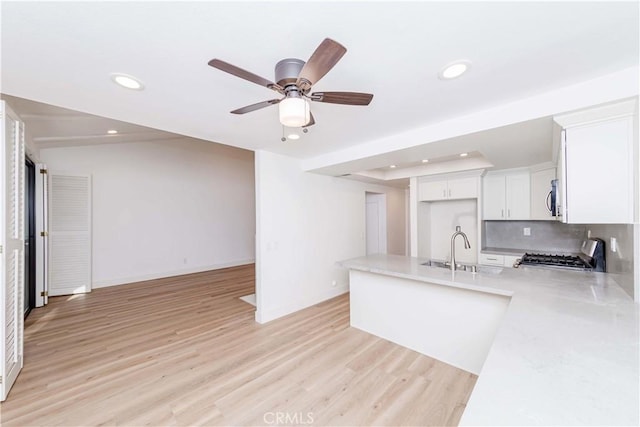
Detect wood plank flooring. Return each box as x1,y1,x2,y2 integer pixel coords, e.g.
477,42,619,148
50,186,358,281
0,264,477,426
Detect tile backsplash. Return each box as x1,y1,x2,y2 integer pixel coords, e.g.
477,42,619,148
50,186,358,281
483,220,587,253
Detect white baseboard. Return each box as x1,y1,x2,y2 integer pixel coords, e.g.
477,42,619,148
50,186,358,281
255,286,349,324
92,259,255,288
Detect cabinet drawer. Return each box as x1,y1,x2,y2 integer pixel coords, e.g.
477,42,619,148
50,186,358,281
479,253,505,266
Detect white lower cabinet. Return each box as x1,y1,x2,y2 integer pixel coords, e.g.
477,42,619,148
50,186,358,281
503,255,521,268
479,252,521,268
479,253,504,266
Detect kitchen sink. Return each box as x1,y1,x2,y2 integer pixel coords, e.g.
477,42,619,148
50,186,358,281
421,259,503,274
421,259,450,269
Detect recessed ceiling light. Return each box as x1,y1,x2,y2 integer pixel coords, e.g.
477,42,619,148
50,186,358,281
107,129,118,134
287,133,300,140
438,60,471,80
110,73,144,90
421,159,429,163
460,152,468,157
389,165,397,169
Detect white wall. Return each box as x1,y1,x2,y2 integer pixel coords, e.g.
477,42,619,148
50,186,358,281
255,150,406,323
587,223,635,301
40,138,255,287
386,188,406,255
421,199,478,264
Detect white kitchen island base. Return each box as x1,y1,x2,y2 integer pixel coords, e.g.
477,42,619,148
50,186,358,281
349,269,510,375
342,254,639,426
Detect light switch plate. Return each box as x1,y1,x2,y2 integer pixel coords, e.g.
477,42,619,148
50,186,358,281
523,227,531,236
610,237,617,253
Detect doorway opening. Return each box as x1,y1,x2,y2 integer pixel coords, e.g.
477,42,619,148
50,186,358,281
365,192,387,255
24,158,36,318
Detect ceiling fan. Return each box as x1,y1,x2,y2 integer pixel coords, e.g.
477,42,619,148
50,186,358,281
208,38,374,129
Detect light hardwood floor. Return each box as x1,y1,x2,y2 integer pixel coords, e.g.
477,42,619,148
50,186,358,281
0,265,477,426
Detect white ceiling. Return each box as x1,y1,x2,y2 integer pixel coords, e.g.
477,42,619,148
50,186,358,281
0,94,205,150
1,1,638,173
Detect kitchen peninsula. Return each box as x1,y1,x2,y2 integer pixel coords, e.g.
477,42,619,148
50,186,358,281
340,254,639,426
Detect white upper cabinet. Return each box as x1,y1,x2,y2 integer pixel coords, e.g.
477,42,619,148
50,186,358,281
563,117,633,223
447,177,479,200
483,175,506,219
530,167,556,220
554,100,636,224
506,174,531,220
483,171,530,220
418,180,448,201
418,176,478,201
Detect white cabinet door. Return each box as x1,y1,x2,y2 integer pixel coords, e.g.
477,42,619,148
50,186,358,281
557,137,567,222
503,255,522,268
418,180,447,201
448,177,478,200
483,176,506,219
506,173,530,220
530,168,556,220
479,253,522,267
564,117,633,223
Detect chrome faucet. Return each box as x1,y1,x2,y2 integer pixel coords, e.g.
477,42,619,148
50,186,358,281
450,226,471,272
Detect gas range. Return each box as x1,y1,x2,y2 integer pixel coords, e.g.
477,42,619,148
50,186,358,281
513,238,606,272
515,253,593,270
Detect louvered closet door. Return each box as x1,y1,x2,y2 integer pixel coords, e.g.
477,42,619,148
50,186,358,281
48,173,91,296
1,101,25,401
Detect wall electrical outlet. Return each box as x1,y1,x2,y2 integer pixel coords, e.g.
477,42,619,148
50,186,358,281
523,227,531,236
331,280,337,287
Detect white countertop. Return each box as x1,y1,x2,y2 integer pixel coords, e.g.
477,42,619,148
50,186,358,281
339,254,639,426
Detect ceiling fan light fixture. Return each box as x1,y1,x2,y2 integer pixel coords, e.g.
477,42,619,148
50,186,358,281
438,60,471,80
279,97,310,128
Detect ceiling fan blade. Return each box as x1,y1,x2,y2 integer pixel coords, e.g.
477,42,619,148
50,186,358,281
310,92,373,106
230,99,281,114
303,112,316,127
297,38,347,91
208,59,283,93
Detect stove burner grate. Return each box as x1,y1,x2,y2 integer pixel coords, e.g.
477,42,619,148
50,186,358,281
519,253,592,270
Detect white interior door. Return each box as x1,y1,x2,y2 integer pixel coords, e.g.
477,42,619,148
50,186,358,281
365,193,387,255
48,172,91,296
1,101,25,401
35,164,48,306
